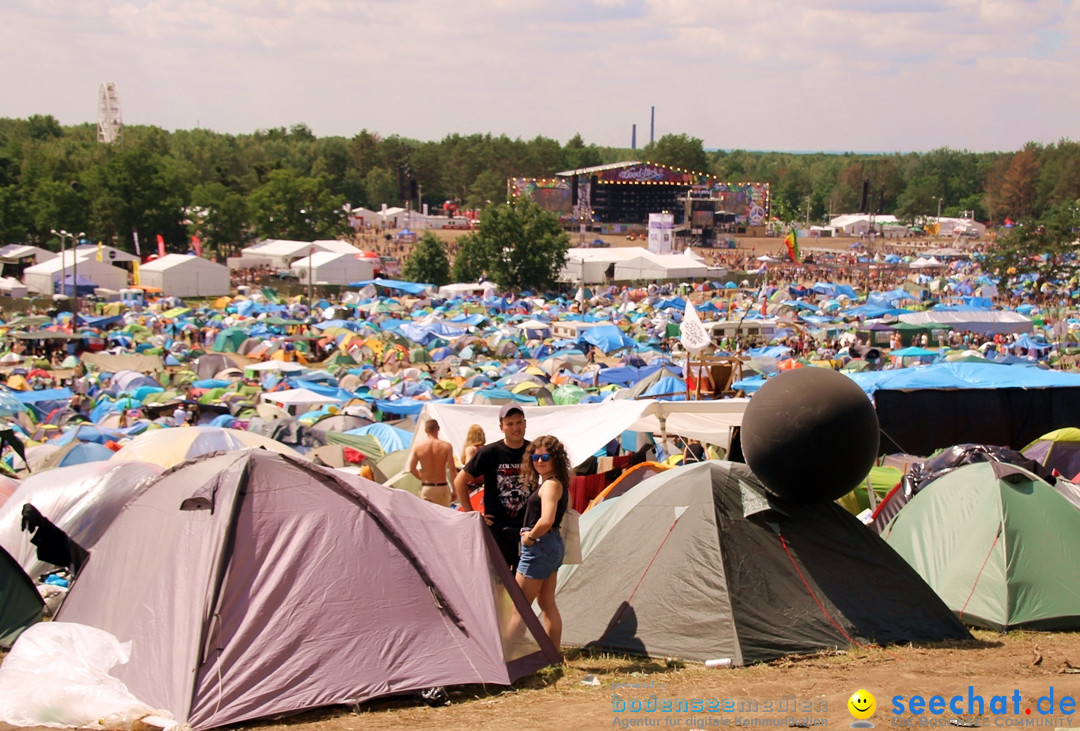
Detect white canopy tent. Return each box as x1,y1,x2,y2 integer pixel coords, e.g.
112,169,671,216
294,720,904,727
898,310,1033,336
289,251,375,286
0,244,56,265
73,244,139,263
827,214,900,236
0,277,28,298
559,247,710,284
138,254,230,297
437,282,498,298
261,387,344,416
238,240,357,270
23,252,128,294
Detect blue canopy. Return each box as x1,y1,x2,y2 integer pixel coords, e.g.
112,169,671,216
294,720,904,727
349,278,430,295
55,274,98,296
847,362,1080,396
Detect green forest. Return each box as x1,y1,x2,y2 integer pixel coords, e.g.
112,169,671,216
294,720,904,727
1,115,1078,261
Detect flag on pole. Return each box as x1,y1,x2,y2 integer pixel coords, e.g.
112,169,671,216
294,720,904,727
96,242,103,262
679,300,710,354
132,228,141,257
132,260,140,286
784,230,800,263
156,234,166,258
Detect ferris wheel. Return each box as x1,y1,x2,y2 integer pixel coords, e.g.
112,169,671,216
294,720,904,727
97,82,122,144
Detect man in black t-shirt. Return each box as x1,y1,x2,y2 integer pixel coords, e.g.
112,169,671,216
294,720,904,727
454,403,530,570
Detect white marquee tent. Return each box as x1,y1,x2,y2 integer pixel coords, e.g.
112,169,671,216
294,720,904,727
560,247,710,284
23,252,128,295
0,245,56,265
238,240,358,270
138,254,230,297
289,251,375,286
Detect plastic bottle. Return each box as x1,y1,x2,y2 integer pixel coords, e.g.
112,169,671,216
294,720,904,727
705,658,732,668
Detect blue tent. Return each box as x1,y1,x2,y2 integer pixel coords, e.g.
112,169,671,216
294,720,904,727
344,422,415,452
51,441,115,468
55,274,99,297
639,376,687,401
578,324,634,354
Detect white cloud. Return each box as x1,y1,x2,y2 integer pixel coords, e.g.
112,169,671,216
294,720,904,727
0,0,1078,151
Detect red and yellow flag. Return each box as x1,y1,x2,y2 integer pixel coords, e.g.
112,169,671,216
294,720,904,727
784,231,800,263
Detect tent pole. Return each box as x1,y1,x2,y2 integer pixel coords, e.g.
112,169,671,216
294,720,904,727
658,413,670,460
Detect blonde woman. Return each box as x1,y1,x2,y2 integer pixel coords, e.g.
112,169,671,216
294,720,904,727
460,424,486,465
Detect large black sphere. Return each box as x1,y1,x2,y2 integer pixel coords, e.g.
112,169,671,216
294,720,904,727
741,367,879,504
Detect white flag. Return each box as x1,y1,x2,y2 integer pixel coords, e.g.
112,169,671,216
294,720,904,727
679,300,710,354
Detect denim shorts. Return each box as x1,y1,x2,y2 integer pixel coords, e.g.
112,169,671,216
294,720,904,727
517,529,564,580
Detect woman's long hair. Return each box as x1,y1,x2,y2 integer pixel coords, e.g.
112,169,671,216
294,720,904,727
461,424,486,462
521,435,571,491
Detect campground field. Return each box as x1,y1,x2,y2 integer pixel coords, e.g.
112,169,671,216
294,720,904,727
245,631,1080,730
4,629,1078,730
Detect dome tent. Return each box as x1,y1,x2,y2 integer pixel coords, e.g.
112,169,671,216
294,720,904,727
556,461,969,665
883,461,1080,630
0,545,42,647
57,450,559,728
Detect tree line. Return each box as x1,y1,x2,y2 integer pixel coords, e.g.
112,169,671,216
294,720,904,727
1,115,1078,262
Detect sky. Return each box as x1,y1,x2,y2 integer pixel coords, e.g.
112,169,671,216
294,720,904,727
2,0,1079,154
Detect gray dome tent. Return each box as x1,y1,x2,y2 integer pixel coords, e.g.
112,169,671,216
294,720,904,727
557,461,969,665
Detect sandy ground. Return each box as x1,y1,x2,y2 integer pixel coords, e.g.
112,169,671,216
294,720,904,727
422,226,959,257
232,630,1080,731
3,630,1078,731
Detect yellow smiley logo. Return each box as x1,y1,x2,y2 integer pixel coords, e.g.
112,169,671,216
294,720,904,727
848,689,876,721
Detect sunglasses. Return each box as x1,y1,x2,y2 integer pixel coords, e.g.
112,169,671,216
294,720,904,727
530,453,551,463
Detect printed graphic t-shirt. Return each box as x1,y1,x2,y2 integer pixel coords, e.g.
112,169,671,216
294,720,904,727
463,439,531,532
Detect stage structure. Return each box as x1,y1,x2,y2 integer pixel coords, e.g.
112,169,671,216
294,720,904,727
648,213,675,254
509,162,769,245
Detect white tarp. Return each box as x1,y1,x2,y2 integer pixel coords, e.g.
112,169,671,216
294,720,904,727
416,399,749,468
897,310,1033,335
261,388,341,406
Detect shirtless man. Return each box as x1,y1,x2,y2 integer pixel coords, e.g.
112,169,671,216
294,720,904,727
408,419,457,507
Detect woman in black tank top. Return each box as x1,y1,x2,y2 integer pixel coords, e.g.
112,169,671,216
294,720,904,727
512,435,570,650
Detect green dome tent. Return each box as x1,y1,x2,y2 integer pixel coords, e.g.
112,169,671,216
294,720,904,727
212,327,249,353
883,461,1080,630
0,545,43,647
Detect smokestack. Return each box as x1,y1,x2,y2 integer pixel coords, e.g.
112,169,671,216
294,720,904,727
632,124,637,150
650,106,655,144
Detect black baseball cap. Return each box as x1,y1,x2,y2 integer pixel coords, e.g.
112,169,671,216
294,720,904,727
499,403,525,421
